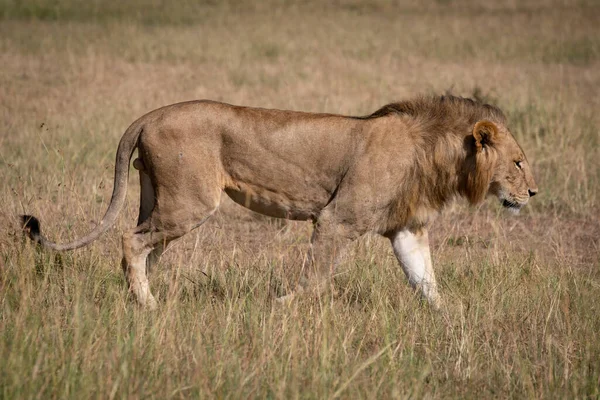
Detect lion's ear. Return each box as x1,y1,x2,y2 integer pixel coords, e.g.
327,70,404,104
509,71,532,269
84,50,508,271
466,121,499,205
472,120,498,151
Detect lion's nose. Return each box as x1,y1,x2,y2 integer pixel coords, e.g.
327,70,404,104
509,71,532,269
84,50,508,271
528,189,537,197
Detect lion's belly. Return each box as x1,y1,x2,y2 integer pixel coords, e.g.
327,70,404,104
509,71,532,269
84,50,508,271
224,186,324,221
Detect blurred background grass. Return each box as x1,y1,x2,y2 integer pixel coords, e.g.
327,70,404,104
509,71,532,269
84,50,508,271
1,0,599,398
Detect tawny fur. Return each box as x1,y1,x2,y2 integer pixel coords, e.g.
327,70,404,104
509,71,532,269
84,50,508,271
21,95,538,309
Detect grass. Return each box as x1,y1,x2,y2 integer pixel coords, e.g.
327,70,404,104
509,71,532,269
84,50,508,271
1,0,599,398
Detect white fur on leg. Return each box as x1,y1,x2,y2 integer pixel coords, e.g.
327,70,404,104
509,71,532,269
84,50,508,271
390,229,441,309
124,245,158,310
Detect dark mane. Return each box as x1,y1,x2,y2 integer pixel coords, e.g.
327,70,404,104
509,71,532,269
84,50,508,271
359,95,506,124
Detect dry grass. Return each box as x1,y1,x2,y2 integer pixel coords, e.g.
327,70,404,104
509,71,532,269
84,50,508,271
1,0,599,398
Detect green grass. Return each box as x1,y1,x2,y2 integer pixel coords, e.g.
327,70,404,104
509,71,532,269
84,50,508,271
1,0,600,398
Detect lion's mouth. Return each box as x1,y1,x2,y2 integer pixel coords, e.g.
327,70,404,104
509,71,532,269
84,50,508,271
501,199,523,214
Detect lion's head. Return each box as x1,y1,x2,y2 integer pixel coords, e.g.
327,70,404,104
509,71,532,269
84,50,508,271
465,120,538,213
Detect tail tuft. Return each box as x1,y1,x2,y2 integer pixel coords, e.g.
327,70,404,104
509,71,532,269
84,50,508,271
21,215,42,243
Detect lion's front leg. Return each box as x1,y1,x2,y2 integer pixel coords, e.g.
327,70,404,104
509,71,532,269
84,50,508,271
389,228,442,309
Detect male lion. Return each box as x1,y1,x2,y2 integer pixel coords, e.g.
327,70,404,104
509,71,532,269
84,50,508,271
22,95,538,309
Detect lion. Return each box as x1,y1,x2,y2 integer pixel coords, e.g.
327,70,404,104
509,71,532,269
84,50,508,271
21,95,538,310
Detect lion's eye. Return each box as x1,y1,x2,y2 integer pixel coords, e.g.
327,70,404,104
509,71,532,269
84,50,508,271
515,161,523,169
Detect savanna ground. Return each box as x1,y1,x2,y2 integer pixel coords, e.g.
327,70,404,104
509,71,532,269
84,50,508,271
1,0,599,398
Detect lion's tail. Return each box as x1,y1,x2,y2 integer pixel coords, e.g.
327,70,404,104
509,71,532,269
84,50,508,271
21,120,144,251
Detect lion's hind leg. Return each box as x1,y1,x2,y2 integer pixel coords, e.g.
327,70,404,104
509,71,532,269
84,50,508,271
122,221,159,309
122,187,220,309
136,169,162,273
